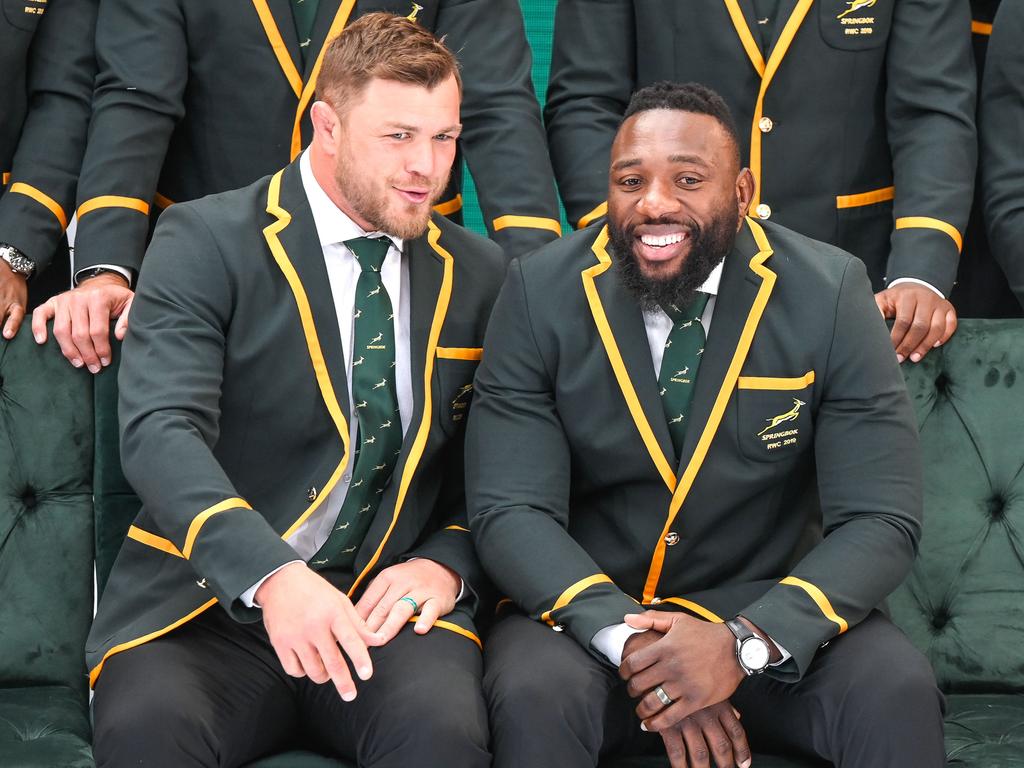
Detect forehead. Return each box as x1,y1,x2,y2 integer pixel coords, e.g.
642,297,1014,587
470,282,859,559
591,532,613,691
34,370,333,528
611,109,732,169
348,75,461,124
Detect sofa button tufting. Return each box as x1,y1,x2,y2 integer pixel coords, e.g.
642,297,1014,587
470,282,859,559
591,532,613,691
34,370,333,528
931,608,950,631
21,489,36,509
934,374,948,393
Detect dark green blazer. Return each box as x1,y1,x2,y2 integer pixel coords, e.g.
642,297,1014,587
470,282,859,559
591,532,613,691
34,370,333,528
0,0,96,291
86,159,505,687
73,0,560,279
980,0,1024,312
467,218,922,680
545,0,976,294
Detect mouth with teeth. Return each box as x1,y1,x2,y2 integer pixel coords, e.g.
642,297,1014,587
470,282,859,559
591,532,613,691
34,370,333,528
633,224,693,265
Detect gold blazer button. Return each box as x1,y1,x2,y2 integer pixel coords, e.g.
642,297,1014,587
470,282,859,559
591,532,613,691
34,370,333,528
758,116,774,133
755,203,772,220
664,532,680,546
307,487,318,502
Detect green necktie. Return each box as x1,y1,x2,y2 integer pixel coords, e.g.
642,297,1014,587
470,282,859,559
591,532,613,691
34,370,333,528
312,237,402,570
658,292,711,461
291,0,320,64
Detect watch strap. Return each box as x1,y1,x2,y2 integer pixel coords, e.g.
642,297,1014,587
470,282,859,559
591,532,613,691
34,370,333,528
0,243,36,278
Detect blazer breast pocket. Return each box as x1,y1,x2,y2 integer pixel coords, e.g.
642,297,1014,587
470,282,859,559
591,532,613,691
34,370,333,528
434,347,482,436
3,0,45,31
735,372,815,463
818,0,892,51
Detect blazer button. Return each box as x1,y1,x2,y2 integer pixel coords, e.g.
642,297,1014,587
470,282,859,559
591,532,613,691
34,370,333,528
755,203,772,220
758,116,774,133
307,487,318,502
650,597,662,605
664,532,680,546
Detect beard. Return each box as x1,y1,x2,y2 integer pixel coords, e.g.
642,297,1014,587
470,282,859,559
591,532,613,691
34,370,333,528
609,208,737,313
333,155,450,241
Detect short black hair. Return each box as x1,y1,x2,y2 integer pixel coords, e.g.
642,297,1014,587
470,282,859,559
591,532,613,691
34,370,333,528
622,81,741,164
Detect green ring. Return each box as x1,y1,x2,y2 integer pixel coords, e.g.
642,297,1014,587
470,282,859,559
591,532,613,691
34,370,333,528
400,596,419,613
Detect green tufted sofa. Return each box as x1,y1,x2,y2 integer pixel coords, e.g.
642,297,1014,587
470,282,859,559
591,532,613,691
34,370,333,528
3,319,1023,767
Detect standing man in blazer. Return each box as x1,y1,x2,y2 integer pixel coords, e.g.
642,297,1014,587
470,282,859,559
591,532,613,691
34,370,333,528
89,15,504,766
468,82,943,767
33,0,557,372
545,0,975,365
980,0,1024,312
0,0,97,338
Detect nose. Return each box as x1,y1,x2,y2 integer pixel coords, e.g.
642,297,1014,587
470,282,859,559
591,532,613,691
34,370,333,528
404,136,437,181
636,178,682,220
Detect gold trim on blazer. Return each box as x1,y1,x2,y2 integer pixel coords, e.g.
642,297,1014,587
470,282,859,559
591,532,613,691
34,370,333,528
493,215,562,236
723,0,814,212
436,347,483,361
405,617,482,648
9,182,67,230
895,216,963,252
780,576,849,633
77,195,151,218
737,371,815,390
577,201,607,230
433,194,463,216
642,218,777,603
250,0,303,97
541,573,614,626
656,597,724,623
127,525,184,558
836,186,895,209
348,218,455,597
183,497,254,559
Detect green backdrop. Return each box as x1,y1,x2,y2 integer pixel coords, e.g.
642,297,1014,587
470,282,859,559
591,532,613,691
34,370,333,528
459,1,568,237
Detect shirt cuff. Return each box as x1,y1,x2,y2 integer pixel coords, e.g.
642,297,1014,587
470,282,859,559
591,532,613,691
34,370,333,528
592,622,645,666
887,277,944,299
74,264,134,288
240,560,304,608
768,636,792,667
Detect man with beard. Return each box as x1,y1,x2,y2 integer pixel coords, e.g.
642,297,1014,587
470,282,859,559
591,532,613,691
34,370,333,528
88,15,503,766
467,82,943,767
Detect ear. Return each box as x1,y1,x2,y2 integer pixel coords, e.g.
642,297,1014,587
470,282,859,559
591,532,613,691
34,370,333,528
735,167,755,227
310,101,341,156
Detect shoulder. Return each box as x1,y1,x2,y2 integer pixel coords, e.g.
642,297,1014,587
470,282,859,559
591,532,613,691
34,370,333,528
516,224,608,288
428,213,507,292
153,173,273,246
756,220,861,294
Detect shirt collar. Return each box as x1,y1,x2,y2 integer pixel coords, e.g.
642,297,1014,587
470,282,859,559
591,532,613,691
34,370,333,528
299,150,404,253
698,258,724,297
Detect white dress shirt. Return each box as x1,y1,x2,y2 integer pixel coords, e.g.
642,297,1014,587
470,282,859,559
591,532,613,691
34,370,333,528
590,258,790,668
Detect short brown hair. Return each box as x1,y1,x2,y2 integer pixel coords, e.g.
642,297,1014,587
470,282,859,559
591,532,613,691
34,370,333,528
317,12,461,114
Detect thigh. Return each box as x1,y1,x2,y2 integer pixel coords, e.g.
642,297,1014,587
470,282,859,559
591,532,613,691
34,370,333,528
93,608,300,768
733,610,945,767
484,613,646,768
300,621,489,768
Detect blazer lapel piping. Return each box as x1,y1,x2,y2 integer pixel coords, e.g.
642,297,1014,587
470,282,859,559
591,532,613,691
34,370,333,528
348,219,454,597
747,0,814,211
722,0,766,76
262,169,353,539
640,218,777,604
582,226,678,495
250,0,303,98
289,0,358,160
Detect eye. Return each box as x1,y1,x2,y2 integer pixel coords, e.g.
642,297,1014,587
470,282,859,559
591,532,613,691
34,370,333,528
620,177,643,188
388,132,411,140
434,133,456,142
679,176,702,186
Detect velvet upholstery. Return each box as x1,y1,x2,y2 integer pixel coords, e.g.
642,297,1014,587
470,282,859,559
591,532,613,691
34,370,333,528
0,330,95,764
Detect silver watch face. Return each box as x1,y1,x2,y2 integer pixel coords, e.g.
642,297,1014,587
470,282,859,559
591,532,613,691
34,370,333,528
740,637,771,672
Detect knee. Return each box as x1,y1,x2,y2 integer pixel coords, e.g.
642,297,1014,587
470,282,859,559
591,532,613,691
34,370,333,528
838,645,942,724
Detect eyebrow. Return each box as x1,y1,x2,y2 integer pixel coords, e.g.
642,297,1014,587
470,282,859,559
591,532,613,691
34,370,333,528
383,122,462,133
611,154,710,171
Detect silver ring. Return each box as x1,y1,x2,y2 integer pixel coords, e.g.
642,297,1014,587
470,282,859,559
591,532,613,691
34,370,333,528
654,685,673,707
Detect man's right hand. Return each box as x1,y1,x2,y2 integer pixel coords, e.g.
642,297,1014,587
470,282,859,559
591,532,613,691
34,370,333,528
658,701,750,768
31,272,133,371
0,262,28,339
256,562,384,701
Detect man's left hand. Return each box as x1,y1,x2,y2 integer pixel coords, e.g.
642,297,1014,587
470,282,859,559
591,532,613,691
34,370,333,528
354,559,460,643
619,611,743,730
874,283,957,363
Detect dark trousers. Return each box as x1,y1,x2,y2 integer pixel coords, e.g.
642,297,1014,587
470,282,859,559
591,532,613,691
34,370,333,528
484,611,946,768
92,607,490,768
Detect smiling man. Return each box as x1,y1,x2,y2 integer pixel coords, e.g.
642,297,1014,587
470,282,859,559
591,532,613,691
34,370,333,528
88,14,504,767
468,82,944,767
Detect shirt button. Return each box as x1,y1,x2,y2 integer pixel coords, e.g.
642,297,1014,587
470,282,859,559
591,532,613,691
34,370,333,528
755,203,772,220
758,116,774,133
307,487,318,502
664,532,680,546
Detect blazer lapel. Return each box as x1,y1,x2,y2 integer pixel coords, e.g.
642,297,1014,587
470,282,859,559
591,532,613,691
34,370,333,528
250,0,304,98
584,226,678,494
722,0,767,76
266,161,351,428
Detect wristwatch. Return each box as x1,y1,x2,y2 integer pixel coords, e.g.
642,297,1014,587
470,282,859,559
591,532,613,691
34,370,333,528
725,617,771,676
75,266,127,285
0,243,35,278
